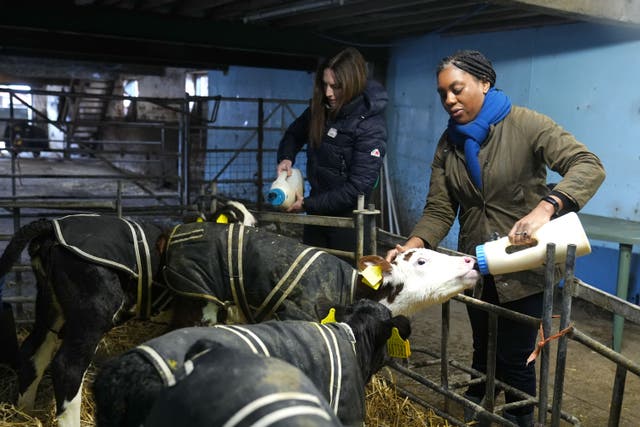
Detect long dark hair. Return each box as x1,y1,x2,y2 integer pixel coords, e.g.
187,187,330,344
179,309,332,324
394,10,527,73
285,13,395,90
309,47,368,147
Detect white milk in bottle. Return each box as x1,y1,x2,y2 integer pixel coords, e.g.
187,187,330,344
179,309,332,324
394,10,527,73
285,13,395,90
475,212,591,275
267,168,304,210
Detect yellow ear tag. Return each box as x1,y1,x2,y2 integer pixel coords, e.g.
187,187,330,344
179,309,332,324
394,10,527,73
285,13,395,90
387,327,411,358
320,308,336,324
359,265,382,290
196,216,204,223
216,214,229,224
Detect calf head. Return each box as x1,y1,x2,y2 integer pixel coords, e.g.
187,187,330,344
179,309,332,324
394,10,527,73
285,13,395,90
318,298,411,383
209,200,257,227
357,248,479,317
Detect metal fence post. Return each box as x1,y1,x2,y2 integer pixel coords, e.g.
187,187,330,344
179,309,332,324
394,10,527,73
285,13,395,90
538,242,556,425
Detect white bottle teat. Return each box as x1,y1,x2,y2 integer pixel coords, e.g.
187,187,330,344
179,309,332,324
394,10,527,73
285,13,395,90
475,212,591,275
267,168,304,210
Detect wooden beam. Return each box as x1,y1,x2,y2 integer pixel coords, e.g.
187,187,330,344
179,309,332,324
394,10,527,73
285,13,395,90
495,0,640,26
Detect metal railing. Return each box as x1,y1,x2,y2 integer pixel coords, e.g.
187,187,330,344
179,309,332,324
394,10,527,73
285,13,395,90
376,231,640,426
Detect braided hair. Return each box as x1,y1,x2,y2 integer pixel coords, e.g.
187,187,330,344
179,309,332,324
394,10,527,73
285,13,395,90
437,50,496,87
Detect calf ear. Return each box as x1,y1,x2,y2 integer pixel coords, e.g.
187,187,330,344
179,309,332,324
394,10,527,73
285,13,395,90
358,255,392,273
314,297,347,322
390,315,411,340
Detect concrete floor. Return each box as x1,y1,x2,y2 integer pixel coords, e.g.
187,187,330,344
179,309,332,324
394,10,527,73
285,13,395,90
404,297,640,426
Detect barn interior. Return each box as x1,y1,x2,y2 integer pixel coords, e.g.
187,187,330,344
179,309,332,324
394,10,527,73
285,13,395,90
0,1,640,426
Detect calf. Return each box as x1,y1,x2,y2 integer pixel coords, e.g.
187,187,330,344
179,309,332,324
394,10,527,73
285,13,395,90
163,221,479,325
0,201,255,427
144,342,343,427
92,299,411,427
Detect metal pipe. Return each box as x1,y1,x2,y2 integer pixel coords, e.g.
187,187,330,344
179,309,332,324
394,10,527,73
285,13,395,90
393,386,472,427
608,365,627,427
243,0,344,23
455,294,541,327
116,181,123,218
257,98,265,209
355,194,365,262
551,245,576,426
254,211,354,228
180,97,189,207
539,243,556,426
388,360,517,426
368,203,377,255
613,243,632,351
441,301,450,413
569,328,640,376
483,312,498,413
405,345,581,425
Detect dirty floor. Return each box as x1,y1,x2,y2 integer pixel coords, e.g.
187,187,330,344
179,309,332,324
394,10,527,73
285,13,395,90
401,296,640,426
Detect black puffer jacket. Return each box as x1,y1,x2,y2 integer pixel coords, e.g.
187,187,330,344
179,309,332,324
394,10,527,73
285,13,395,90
277,80,388,215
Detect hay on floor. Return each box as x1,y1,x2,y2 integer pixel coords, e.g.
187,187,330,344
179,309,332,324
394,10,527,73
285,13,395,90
366,369,451,427
0,319,170,427
1,320,453,427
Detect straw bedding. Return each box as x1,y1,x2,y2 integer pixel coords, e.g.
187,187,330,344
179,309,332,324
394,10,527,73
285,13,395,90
0,321,449,427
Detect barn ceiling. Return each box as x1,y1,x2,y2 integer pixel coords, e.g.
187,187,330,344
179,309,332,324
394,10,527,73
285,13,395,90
0,0,638,73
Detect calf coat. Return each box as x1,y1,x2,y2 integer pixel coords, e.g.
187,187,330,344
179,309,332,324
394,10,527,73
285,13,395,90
0,215,165,427
133,323,364,422
93,299,410,427
52,213,162,317
143,342,343,427
163,221,356,322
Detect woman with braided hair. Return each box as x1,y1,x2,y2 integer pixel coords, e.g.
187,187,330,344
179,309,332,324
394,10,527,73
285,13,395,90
386,50,605,426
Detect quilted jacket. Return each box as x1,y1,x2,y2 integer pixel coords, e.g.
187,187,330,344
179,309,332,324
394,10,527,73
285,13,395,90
277,80,388,216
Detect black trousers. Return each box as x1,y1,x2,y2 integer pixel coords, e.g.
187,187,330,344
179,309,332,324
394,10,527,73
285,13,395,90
465,276,543,416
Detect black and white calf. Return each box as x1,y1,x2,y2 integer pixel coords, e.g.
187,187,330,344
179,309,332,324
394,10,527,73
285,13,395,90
0,201,255,427
143,342,343,427
92,299,411,427
162,221,479,325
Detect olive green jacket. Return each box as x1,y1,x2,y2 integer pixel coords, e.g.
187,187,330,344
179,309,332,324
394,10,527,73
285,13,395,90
411,105,605,302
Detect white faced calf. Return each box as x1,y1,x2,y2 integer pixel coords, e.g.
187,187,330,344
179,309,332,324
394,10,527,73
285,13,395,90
356,248,480,317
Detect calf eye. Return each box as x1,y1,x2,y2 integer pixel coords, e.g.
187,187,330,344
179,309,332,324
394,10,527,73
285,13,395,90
417,258,427,265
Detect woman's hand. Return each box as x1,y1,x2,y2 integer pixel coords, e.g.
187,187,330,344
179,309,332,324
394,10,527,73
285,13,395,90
508,199,559,244
385,236,425,262
286,192,305,213
277,159,292,176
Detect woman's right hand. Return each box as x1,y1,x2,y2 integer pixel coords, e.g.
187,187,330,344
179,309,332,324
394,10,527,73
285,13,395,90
385,236,425,262
277,159,293,176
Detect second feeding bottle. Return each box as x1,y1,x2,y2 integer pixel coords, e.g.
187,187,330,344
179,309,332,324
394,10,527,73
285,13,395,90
267,168,304,210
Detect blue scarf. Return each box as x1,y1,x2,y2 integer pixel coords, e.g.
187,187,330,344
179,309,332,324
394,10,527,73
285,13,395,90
447,88,512,189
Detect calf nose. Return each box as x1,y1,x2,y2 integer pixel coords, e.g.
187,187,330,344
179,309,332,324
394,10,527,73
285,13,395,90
463,257,481,272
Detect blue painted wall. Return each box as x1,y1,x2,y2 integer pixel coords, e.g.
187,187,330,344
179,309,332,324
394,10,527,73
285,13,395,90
206,66,312,200
385,22,640,302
